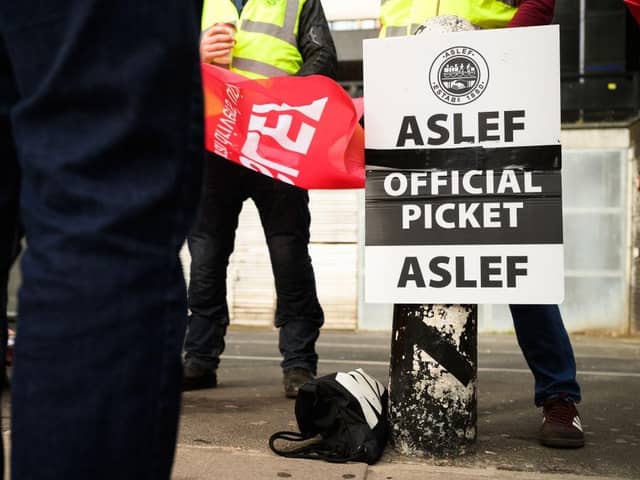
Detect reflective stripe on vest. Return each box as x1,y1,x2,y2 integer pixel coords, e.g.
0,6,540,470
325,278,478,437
242,0,299,47
379,0,518,37
232,57,291,77
202,0,305,79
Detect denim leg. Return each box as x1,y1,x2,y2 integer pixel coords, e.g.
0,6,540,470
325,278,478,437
510,304,582,406
252,175,324,374
1,1,203,478
185,158,246,371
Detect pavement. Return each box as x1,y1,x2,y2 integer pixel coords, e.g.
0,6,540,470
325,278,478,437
2,330,639,479
173,330,640,480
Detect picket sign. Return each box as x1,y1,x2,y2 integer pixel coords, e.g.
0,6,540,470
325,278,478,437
363,25,564,304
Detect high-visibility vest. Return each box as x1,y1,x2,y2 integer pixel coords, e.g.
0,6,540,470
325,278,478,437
379,0,519,37
202,0,306,79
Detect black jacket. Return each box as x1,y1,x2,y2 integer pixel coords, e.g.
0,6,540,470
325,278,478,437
238,0,338,79
296,0,338,79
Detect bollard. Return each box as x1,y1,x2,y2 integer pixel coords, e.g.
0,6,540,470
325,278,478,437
388,303,477,457
386,15,480,459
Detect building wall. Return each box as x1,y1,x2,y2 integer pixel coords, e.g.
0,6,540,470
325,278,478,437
177,125,639,334
320,0,379,21
179,190,360,330
627,121,640,335
7,123,639,334
560,123,638,334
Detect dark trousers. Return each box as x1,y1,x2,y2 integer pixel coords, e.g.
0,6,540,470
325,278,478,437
0,1,203,478
510,304,581,406
184,157,324,374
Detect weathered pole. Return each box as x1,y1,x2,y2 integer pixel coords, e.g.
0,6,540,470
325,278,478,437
389,303,477,457
386,14,480,459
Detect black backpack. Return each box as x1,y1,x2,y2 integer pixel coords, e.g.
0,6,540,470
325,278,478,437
269,368,389,464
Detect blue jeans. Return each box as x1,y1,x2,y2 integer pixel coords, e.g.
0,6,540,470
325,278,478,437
510,305,582,406
184,157,324,374
0,1,203,478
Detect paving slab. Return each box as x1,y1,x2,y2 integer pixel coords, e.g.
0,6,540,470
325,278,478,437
172,445,367,480
367,462,624,480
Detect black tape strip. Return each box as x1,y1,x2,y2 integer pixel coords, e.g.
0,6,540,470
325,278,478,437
412,315,475,386
365,145,561,171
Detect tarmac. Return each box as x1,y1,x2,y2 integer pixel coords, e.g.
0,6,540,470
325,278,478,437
2,329,639,479
173,330,640,480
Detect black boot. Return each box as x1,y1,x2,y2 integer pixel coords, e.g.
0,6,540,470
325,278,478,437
283,368,313,399
182,364,217,391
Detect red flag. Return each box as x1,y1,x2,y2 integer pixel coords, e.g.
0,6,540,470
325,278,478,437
626,0,640,24
202,64,365,189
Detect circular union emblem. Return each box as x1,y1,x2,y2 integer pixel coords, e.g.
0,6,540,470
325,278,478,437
429,46,489,105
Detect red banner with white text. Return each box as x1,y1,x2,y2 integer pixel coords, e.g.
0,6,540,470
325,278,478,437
201,63,365,189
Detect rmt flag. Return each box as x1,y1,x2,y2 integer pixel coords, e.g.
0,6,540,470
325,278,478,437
201,64,365,189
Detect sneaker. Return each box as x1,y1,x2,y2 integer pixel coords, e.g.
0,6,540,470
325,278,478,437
182,364,217,392
539,396,585,448
283,368,313,399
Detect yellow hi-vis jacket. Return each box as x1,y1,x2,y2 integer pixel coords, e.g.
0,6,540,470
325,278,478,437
202,0,307,79
379,0,519,37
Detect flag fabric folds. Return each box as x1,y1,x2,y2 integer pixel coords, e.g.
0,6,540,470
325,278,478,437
625,0,640,24
201,63,365,189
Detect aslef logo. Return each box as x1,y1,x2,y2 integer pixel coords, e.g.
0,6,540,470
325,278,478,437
240,97,328,184
429,46,489,105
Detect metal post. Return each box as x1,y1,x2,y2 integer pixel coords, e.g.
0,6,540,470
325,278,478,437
389,303,477,457
385,14,482,459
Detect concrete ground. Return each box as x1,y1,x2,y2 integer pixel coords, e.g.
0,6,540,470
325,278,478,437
1,330,638,479
175,330,640,480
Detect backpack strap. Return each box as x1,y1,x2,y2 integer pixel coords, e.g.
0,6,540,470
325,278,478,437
268,431,362,463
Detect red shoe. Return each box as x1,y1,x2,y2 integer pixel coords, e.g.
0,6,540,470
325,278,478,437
539,396,585,448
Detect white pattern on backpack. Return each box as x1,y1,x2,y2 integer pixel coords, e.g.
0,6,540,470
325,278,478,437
335,369,385,429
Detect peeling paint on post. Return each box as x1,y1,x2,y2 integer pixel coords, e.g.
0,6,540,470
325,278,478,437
389,304,477,457
391,21,478,455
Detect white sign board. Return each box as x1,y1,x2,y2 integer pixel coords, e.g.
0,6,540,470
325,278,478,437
363,25,564,304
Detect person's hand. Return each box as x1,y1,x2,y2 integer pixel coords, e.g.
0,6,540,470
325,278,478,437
200,24,235,64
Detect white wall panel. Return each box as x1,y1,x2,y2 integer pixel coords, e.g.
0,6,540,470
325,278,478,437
182,190,360,330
